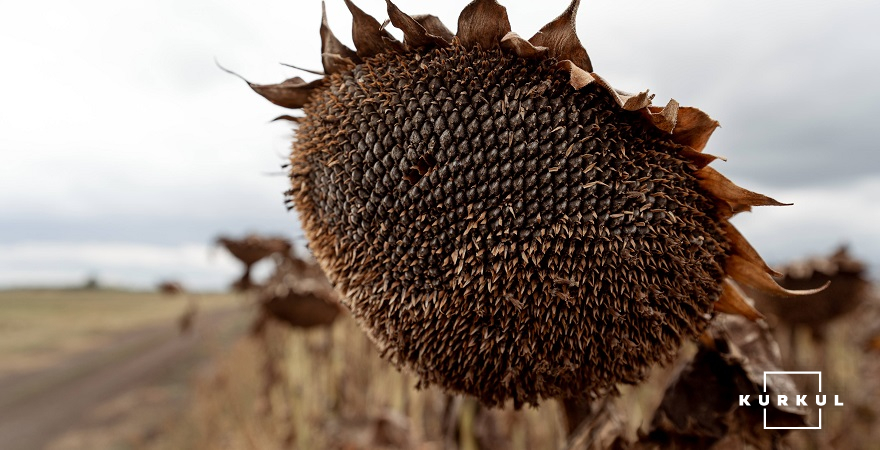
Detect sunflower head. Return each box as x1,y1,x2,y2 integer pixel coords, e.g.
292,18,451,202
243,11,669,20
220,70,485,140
258,252,343,329
233,0,819,406
215,234,293,291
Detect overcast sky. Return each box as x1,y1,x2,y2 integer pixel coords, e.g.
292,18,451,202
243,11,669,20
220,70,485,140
2,0,879,290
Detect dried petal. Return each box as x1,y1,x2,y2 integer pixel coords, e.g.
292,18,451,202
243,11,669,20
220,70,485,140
322,53,356,73
695,167,791,213
722,221,781,277
727,254,830,298
555,60,594,89
677,147,721,170
619,89,653,111
529,0,592,72
386,0,449,49
344,0,404,57
280,62,324,76
500,32,548,59
321,1,361,74
457,0,511,49
412,14,454,42
590,74,653,109
669,107,719,152
217,64,324,109
645,99,679,133
714,279,763,321
272,115,302,124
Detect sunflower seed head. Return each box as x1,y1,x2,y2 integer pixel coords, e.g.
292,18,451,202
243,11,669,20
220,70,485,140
234,0,803,407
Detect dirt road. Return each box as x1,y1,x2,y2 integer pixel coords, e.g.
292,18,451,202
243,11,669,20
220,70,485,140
0,306,250,450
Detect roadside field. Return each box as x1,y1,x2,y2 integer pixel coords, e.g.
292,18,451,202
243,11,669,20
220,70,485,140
0,289,241,375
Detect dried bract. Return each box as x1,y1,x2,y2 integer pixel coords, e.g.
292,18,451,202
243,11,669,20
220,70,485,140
642,315,808,449
751,245,868,334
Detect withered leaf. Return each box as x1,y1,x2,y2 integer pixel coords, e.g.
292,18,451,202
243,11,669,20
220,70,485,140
669,107,720,152
320,1,361,74
727,254,830,298
748,246,869,331
722,221,781,277
457,0,511,49
556,60,594,89
645,99,679,134
529,0,593,72
696,166,790,213
217,63,325,109
248,77,326,110
715,279,764,321
411,14,454,42
385,0,449,49
500,32,548,59
344,0,404,58
677,146,722,170
642,315,808,449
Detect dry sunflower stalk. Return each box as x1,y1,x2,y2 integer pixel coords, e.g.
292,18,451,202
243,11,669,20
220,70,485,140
231,0,822,406
637,315,808,450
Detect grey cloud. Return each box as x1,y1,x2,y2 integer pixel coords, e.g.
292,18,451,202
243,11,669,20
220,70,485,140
3,0,880,288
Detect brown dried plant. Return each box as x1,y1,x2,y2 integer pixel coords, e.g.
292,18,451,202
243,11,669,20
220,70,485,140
157,280,185,295
635,315,808,450
255,252,343,330
231,0,820,407
751,246,868,342
215,234,293,291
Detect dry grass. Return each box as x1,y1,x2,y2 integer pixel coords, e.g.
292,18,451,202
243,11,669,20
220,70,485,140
14,287,878,449
149,292,880,450
771,295,880,450
0,288,241,375
148,315,575,450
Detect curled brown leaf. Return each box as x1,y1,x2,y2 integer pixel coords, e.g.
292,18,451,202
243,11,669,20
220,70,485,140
344,0,404,57
669,107,720,152
529,0,593,72
385,0,449,49
457,0,511,49
696,166,791,213
727,254,831,298
500,32,548,59
320,1,361,74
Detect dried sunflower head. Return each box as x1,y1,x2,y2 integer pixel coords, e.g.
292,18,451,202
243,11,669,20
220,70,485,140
233,0,820,406
258,253,343,329
215,234,292,290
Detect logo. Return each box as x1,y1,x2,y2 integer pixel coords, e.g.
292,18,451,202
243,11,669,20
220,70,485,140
737,371,844,430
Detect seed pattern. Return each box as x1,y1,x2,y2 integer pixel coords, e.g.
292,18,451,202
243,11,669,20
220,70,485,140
290,46,726,405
